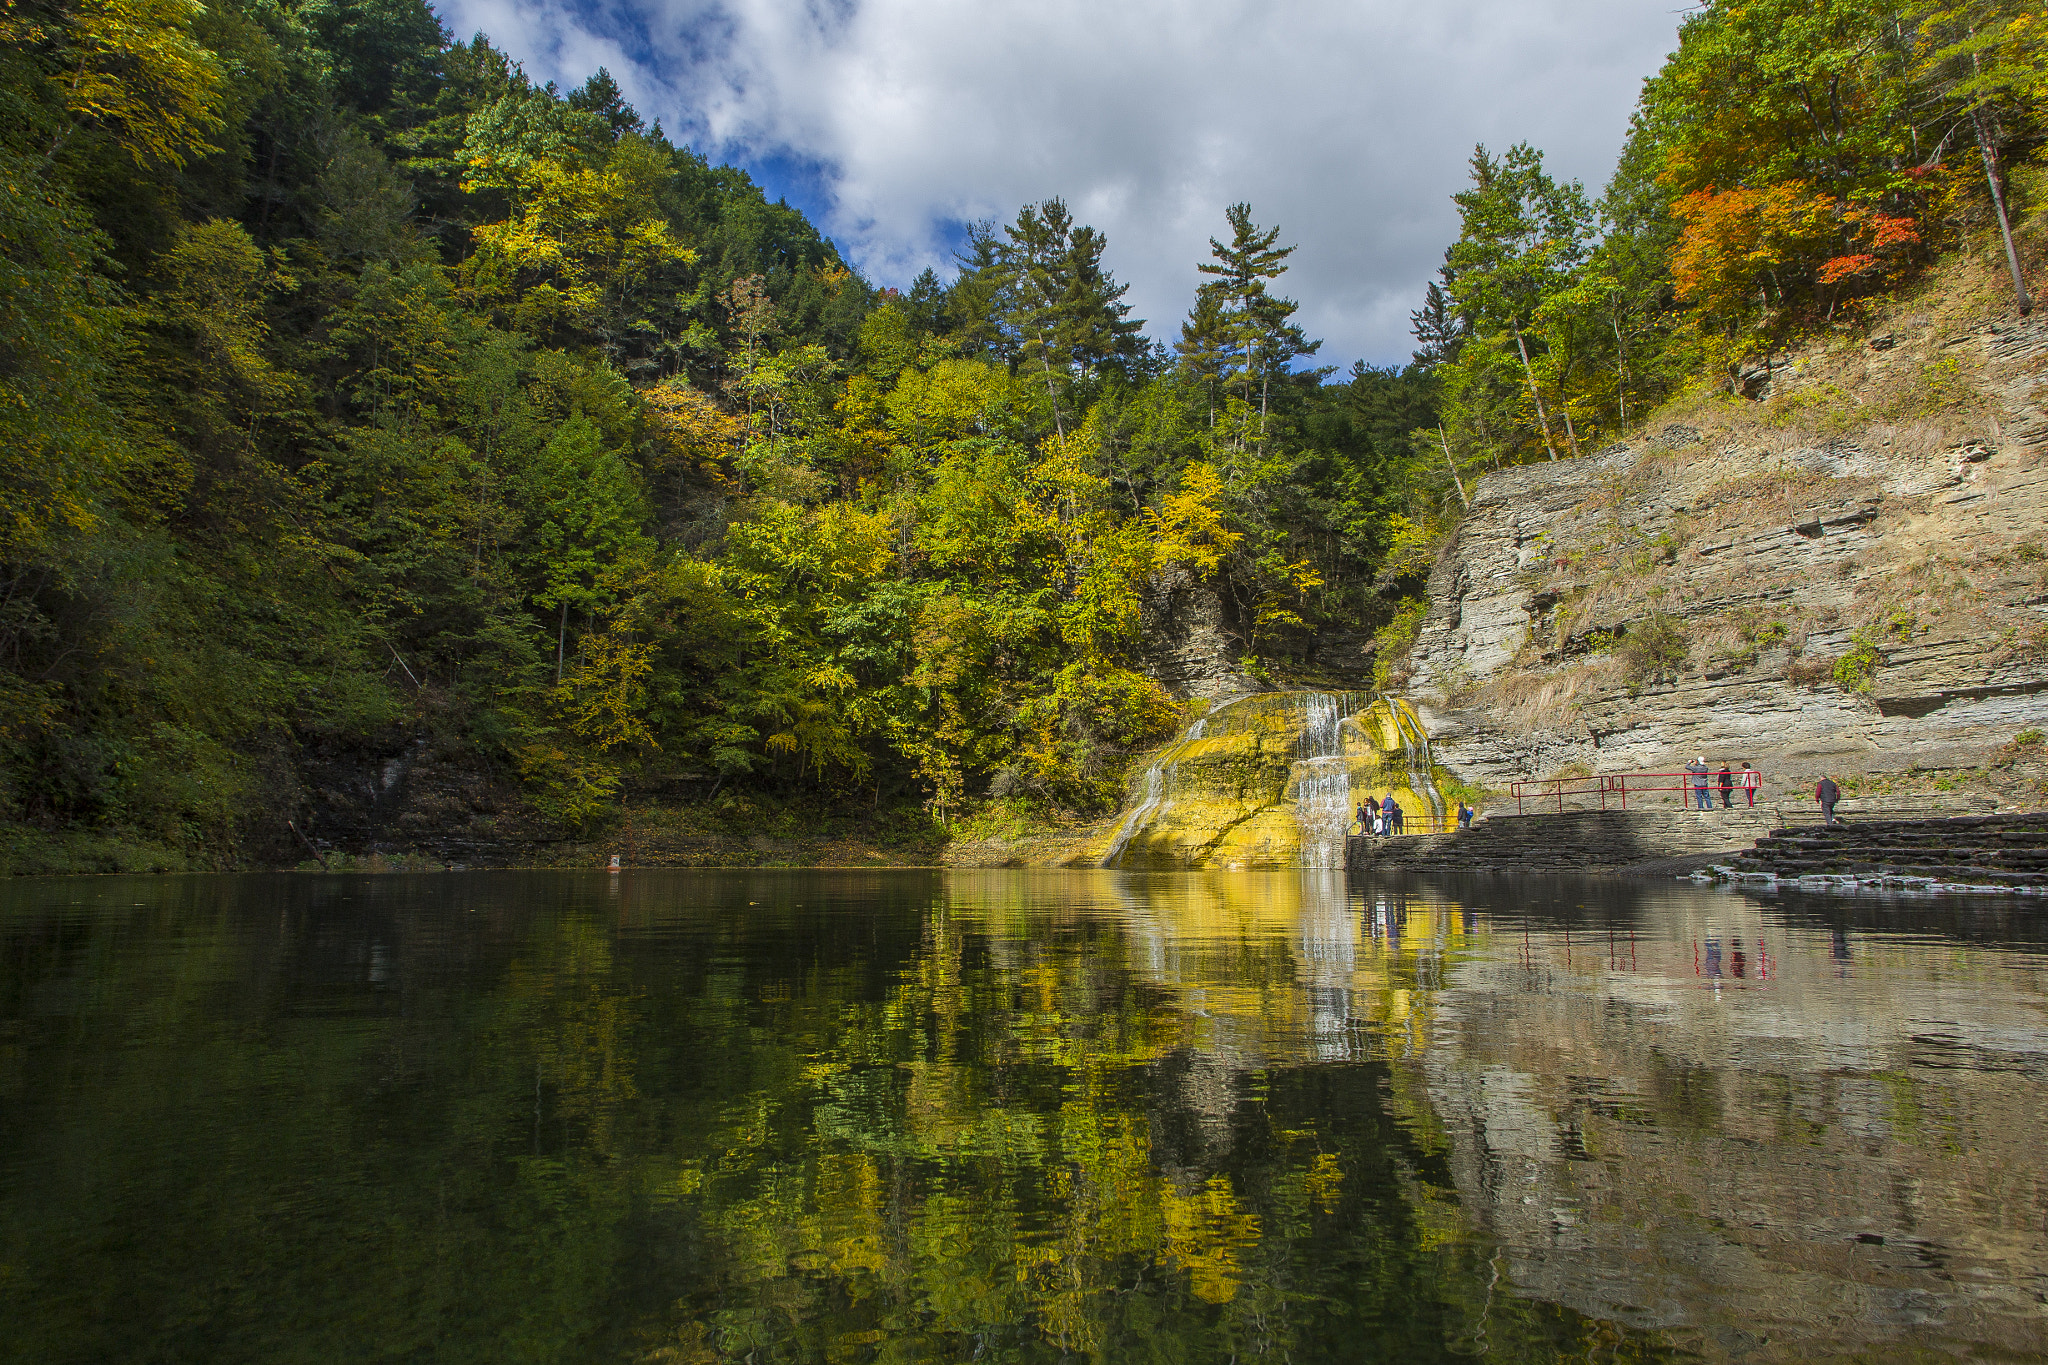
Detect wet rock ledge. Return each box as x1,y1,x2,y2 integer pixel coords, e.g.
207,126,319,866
1726,814,2048,894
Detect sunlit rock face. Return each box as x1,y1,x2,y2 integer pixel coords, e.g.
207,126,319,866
1091,692,1450,869
1406,314,2048,800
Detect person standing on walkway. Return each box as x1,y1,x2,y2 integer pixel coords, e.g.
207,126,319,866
1739,762,1760,807
1356,801,1370,836
1816,774,1842,826
1718,763,1735,809
1687,757,1712,810
1457,801,1475,830
1381,793,1398,836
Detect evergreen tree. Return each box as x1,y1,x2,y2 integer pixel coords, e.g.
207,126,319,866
565,67,643,139
1191,203,1319,423
1443,144,1593,461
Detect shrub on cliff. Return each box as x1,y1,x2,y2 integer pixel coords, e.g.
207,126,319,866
1620,612,1690,684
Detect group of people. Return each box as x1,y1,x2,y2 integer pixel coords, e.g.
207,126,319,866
1683,758,1849,824
1683,758,1762,810
1355,795,1476,837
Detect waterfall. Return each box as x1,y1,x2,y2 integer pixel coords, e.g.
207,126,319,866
1101,712,1214,868
1097,691,1441,869
1289,691,1355,868
1383,696,1447,833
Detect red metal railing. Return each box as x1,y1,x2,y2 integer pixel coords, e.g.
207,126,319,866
1509,769,1761,815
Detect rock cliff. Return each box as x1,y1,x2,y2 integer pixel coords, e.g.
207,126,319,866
1407,301,2048,808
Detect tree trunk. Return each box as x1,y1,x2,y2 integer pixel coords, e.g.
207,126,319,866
1610,313,1630,429
1511,326,1562,461
555,600,569,683
1972,105,2033,317
1437,427,1470,510
1037,342,1065,437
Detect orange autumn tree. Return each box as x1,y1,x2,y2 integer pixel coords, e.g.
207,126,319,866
1670,182,1925,344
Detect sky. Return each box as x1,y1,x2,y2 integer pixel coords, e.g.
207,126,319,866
429,0,1690,369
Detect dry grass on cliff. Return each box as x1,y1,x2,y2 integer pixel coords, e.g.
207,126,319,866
1473,658,1624,735
1643,248,2019,465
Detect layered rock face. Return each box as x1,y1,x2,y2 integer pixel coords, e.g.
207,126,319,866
1135,564,1270,700
1408,311,2048,803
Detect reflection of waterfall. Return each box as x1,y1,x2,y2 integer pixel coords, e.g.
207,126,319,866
1383,696,1447,834
1289,692,1356,868
1297,871,1358,1059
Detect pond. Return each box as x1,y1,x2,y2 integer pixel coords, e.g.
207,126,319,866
2,870,2045,1362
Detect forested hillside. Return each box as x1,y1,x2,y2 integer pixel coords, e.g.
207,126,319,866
1,0,2042,870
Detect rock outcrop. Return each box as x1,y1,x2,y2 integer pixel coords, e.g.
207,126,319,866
1136,564,1270,700
1407,309,2048,804
950,692,1453,869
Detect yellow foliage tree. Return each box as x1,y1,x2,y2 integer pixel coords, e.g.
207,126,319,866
462,140,693,345
10,0,225,167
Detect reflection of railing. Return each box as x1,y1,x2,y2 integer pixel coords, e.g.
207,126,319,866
1510,770,1758,815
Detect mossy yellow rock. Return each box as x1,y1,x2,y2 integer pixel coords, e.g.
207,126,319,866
1067,692,1449,870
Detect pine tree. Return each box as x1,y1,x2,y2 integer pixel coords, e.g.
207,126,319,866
1409,274,1466,368
1444,144,1593,461
566,67,644,140
1191,203,1319,429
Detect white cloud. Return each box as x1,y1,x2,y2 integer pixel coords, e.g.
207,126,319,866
432,0,1683,366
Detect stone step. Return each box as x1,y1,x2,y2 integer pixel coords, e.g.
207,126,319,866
1721,812,2048,888
1356,808,2048,880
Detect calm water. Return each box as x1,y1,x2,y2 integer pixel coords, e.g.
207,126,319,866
2,872,2045,1363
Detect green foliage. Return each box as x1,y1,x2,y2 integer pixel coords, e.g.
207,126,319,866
1415,0,2047,470
1369,597,1429,689
1619,612,1690,684
29,0,2034,862
1833,632,1886,691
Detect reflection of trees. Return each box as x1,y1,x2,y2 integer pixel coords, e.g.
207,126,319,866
665,875,1671,1362
0,873,1668,1363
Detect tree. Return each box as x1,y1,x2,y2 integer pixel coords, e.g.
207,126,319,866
1913,0,2045,314
9,0,226,168
1190,203,1319,424
954,200,1147,438
1444,144,1593,461
1408,274,1466,369
565,67,643,139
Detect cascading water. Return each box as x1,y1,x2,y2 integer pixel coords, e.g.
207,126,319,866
1101,712,1215,868
1288,691,1357,868
1382,697,1447,833
1093,690,1445,869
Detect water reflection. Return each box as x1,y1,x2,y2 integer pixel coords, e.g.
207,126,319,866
0,871,2043,1362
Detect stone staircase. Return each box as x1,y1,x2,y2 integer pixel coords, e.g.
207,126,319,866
1727,814,2048,892
1347,807,1810,876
